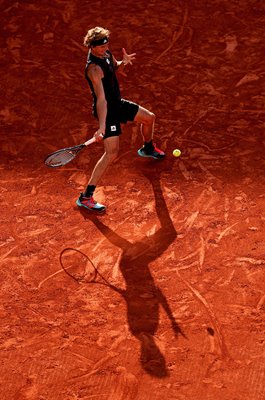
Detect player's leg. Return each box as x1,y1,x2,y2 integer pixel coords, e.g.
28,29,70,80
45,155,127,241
134,106,165,160
134,105,155,143
76,136,119,213
88,136,119,185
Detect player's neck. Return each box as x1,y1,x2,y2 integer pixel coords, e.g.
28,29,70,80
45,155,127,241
91,49,107,59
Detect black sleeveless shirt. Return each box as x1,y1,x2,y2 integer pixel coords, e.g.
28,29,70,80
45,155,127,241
85,50,121,116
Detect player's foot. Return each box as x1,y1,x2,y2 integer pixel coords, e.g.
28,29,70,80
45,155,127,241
76,193,106,214
137,144,165,160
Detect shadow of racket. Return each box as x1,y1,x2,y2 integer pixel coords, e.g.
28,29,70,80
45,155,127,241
60,247,121,292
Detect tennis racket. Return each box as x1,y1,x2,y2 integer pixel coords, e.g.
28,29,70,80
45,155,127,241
44,136,100,168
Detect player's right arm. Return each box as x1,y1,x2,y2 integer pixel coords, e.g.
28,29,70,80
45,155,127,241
88,64,107,141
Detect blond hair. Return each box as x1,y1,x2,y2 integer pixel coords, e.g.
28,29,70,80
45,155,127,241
83,26,110,47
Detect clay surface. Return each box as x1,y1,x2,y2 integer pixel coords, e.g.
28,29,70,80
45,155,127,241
1,1,265,399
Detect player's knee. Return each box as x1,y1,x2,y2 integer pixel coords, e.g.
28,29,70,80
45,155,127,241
146,111,155,125
106,149,119,162
112,150,119,161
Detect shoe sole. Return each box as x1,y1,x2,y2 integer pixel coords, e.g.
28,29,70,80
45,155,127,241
137,150,165,160
76,199,106,214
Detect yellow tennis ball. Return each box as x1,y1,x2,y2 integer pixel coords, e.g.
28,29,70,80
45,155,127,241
173,149,181,157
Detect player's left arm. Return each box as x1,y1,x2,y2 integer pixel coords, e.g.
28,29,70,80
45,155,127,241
113,48,136,70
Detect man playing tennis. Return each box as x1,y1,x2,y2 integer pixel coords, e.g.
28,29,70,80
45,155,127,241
76,26,165,213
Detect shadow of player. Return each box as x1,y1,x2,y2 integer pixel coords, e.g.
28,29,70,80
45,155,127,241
80,169,185,377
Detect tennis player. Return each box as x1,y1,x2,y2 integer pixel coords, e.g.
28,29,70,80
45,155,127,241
76,26,165,213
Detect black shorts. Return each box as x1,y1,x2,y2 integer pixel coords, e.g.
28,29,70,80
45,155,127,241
104,99,139,139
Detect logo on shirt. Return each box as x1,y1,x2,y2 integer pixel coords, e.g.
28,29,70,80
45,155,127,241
110,125,117,131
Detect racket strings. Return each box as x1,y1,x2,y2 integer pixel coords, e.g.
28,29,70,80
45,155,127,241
46,149,78,167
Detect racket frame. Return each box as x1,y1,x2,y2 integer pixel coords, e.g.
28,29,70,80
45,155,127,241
44,137,96,168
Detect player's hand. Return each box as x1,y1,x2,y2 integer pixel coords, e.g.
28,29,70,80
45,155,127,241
122,48,136,66
94,130,104,142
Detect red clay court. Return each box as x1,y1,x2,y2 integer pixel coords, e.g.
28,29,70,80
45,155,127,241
1,1,265,399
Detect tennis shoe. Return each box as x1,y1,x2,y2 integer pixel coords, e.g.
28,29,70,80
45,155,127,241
138,144,165,160
76,193,106,214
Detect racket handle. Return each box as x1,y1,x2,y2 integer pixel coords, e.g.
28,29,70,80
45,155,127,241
84,134,103,147
84,137,96,146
